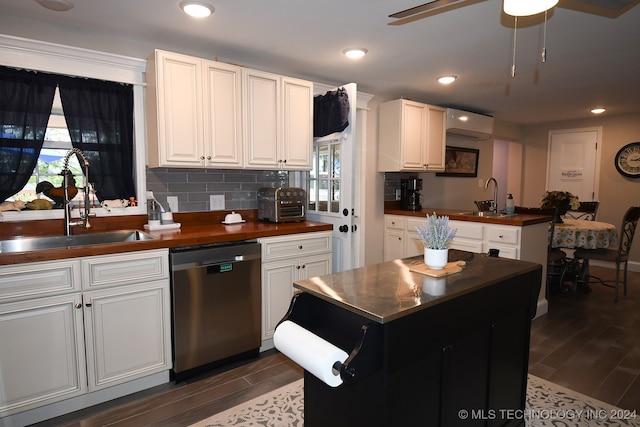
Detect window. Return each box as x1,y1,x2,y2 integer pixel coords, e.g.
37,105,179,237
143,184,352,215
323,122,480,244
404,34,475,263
11,93,87,206
309,140,340,213
0,35,147,221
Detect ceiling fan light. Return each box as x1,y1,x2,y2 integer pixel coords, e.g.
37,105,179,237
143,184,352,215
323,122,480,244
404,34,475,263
503,0,559,16
180,2,213,18
438,75,457,85
343,48,368,59
34,0,74,12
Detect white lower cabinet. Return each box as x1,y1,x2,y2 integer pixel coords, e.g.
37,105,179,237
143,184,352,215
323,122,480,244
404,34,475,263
384,216,406,261
0,293,87,415
0,249,171,420
258,232,332,345
83,280,170,391
385,215,523,261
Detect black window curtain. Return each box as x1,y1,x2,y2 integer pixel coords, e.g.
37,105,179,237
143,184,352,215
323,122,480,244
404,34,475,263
0,66,57,202
57,75,136,202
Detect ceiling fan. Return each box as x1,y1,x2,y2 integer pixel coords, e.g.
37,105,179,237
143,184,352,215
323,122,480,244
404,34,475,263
388,0,640,25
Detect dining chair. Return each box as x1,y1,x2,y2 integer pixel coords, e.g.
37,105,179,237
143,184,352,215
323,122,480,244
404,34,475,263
514,206,567,296
474,200,493,212
565,201,600,221
573,206,640,302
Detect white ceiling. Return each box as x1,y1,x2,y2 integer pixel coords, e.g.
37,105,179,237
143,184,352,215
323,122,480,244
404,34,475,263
1,0,639,125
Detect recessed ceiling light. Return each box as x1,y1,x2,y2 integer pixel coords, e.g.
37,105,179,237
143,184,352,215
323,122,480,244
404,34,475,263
591,108,606,114
180,1,213,18
343,48,368,59
34,0,73,12
438,75,457,85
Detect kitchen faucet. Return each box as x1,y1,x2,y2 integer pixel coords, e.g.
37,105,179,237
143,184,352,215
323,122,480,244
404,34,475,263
63,148,94,235
484,177,498,213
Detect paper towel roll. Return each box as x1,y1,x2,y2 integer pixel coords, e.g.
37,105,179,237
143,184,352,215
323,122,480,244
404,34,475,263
274,320,349,388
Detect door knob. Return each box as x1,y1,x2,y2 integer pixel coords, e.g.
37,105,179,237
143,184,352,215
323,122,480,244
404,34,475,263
339,225,348,233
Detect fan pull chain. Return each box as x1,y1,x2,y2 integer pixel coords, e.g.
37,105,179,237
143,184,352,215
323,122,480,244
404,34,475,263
511,16,517,78
541,9,548,62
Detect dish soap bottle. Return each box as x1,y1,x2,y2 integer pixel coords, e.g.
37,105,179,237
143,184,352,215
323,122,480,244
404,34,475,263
147,191,161,224
506,193,515,214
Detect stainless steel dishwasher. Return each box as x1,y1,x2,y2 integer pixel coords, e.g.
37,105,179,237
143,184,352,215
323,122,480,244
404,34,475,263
170,240,261,380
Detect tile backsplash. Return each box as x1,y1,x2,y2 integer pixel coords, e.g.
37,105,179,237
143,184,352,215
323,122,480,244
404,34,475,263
146,168,289,212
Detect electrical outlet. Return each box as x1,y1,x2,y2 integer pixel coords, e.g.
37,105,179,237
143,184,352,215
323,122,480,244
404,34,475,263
478,179,484,188
210,194,225,210
167,196,179,212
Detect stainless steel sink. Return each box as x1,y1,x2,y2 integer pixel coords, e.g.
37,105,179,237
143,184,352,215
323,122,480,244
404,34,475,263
457,211,516,218
0,230,155,254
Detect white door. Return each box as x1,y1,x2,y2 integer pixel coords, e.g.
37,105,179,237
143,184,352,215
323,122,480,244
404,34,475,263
305,83,357,273
546,128,601,201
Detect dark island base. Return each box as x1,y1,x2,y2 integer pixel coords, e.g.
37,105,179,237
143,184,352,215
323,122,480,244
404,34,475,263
287,266,541,427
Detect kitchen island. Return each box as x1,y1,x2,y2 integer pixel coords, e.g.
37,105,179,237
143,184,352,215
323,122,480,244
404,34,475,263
283,250,541,427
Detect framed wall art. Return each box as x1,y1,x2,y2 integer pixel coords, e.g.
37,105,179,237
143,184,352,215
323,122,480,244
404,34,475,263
436,146,479,177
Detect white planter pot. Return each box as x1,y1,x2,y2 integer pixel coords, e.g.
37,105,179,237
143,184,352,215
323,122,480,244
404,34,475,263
424,248,448,270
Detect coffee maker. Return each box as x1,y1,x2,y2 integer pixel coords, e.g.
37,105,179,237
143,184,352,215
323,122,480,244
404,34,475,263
400,178,422,211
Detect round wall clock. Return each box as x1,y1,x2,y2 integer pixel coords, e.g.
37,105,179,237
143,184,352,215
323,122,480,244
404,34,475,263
614,142,640,178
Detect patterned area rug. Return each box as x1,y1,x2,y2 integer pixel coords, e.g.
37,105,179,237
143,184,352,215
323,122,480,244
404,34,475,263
191,375,639,427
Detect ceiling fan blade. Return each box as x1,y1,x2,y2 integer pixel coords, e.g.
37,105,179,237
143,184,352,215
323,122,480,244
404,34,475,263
558,0,640,18
389,0,464,18
389,0,487,25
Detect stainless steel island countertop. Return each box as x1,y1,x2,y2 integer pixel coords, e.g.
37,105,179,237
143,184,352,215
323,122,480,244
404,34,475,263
293,250,542,324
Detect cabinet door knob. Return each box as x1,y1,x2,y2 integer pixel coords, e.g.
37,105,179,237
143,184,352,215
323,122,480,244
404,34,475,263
75,303,82,309
200,156,205,160
85,302,92,308
296,265,301,269
206,156,211,160
499,234,504,238
301,264,305,269
299,245,303,249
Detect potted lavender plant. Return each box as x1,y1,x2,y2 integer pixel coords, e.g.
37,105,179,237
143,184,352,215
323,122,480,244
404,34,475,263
416,212,457,269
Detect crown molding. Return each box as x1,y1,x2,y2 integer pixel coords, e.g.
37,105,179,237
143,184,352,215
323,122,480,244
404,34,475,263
0,33,146,85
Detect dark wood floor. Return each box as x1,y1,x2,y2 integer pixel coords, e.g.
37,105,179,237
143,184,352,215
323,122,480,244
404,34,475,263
529,264,640,412
34,265,639,426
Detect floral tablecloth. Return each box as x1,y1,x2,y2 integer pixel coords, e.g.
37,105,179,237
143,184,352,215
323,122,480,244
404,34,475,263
551,219,618,249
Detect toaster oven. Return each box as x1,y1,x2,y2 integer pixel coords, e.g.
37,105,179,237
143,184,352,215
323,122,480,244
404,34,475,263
258,187,306,223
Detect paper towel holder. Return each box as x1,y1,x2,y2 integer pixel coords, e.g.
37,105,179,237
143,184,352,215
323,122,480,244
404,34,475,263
277,292,383,385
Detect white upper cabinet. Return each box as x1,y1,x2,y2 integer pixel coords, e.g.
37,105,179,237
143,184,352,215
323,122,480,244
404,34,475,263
146,49,312,170
243,69,313,170
146,50,243,168
378,99,446,172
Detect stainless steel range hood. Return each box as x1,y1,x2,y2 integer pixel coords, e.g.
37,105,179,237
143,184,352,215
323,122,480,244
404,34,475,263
446,108,494,140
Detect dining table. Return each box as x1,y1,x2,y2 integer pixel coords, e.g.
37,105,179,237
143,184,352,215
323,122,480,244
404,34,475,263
551,218,618,291
552,218,618,249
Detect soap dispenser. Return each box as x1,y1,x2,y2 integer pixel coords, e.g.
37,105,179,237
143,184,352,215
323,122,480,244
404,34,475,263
146,191,162,224
506,193,515,214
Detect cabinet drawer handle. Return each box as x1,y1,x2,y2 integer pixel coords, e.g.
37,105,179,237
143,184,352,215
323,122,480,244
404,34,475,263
85,302,92,308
